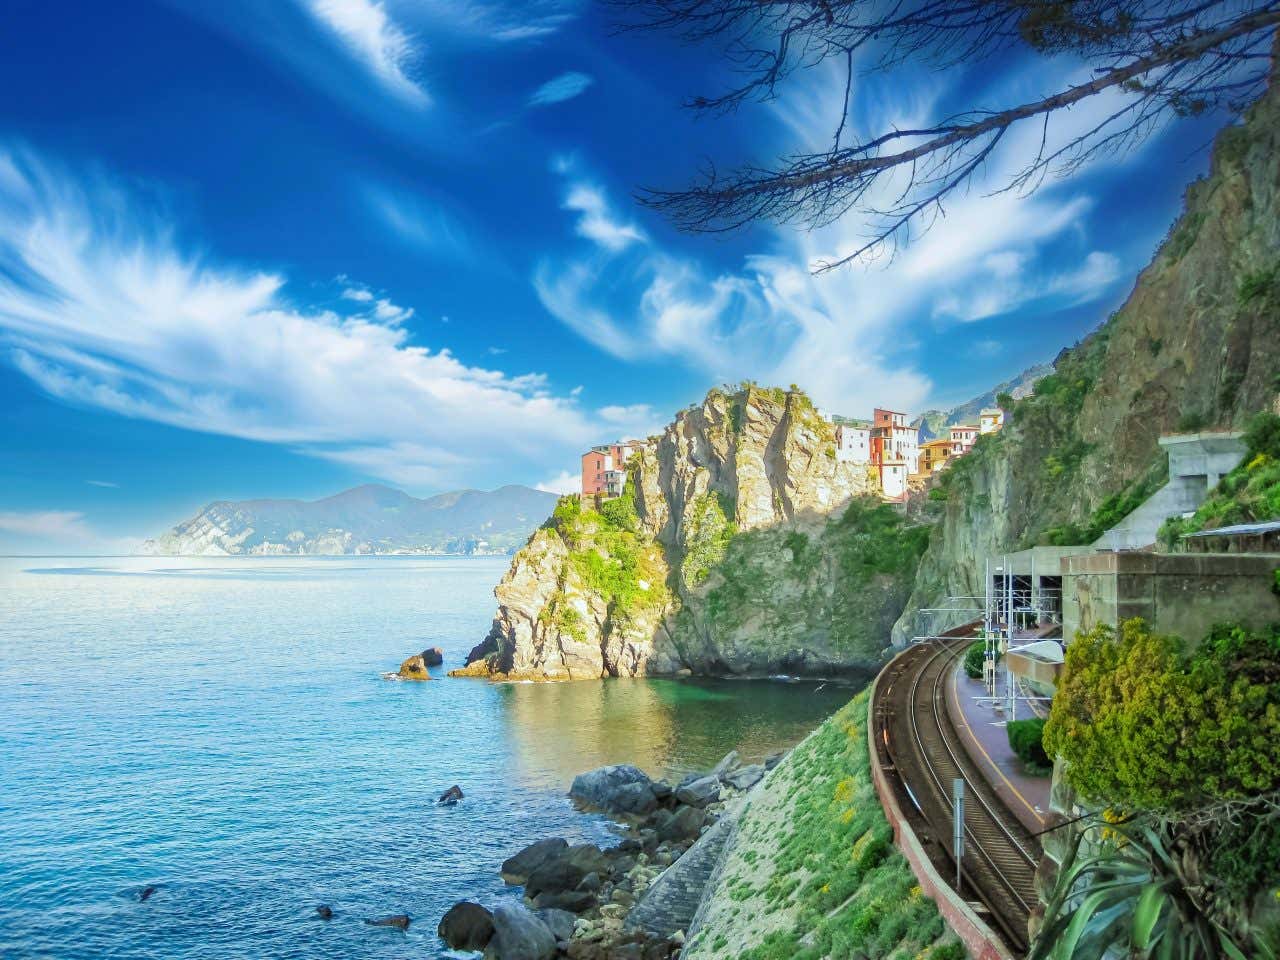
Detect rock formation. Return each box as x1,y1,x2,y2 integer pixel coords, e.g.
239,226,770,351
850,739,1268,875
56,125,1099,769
452,386,926,680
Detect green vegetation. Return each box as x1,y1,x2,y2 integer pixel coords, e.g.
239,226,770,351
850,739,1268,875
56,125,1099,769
680,491,737,588
1238,260,1279,306
962,640,1000,679
1160,412,1280,545
547,488,669,625
687,691,963,960
1164,209,1206,263
1044,617,1280,810
1042,458,1168,546
1006,717,1050,773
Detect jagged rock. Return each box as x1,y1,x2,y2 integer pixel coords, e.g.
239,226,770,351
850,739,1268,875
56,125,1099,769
674,775,720,808
529,890,597,914
438,901,494,951
524,845,607,901
490,903,557,960
502,837,569,884
396,655,431,680
657,805,706,843
364,914,410,929
537,908,577,942
723,764,765,791
421,647,444,666
709,750,740,777
570,765,658,816
437,785,463,805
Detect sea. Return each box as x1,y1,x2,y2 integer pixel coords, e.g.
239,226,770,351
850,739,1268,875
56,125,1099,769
0,556,855,959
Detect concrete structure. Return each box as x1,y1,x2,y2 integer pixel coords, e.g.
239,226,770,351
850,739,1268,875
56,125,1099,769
1092,432,1246,550
1182,519,1280,553
833,419,871,464
580,441,643,497
949,424,978,456
985,545,1094,629
980,408,1005,434
1062,551,1280,644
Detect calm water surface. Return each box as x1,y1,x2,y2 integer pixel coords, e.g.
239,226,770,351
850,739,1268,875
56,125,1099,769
0,556,856,959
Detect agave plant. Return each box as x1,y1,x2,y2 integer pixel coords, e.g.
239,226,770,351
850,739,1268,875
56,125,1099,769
1030,812,1275,960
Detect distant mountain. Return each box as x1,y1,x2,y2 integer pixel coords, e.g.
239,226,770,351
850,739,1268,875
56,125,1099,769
143,484,559,556
914,362,1053,439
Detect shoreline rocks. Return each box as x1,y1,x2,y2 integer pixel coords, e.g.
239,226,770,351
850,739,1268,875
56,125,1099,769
395,654,432,680
438,746,779,959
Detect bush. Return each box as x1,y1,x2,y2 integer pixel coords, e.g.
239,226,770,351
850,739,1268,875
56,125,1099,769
1006,718,1050,771
1044,617,1280,810
962,641,1000,678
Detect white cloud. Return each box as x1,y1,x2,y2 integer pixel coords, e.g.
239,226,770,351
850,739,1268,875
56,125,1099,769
0,510,92,540
563,184,644,251
342,286,374,302
530,72,594,107
0,147,632,491
303,0,428,105
536,470,580,495
372,297,414,323
86,480,119,488
362,181,474,260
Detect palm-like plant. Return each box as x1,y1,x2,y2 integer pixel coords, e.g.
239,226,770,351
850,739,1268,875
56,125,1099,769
1030,813,1275,960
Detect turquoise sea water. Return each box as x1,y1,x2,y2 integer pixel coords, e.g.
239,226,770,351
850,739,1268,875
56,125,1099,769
0,556,854,959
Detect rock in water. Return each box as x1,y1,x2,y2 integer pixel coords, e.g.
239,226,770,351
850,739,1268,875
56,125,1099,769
570,765,657,816
674,775,720,808
137,885,157,902
438,784,464,805
501,837,569,884
396,655,432,680
421,647,444,666
710,749,740,777
365,914,411,930
315,904,333,920
438,901,494,951
490,903,557,960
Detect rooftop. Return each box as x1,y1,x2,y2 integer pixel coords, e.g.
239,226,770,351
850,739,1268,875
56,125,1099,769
1183,519,1280,538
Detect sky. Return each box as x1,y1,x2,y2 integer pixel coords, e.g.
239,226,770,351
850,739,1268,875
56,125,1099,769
0,0,1236,552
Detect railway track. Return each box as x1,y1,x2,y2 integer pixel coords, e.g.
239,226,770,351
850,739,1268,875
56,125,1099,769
874,635,1042,956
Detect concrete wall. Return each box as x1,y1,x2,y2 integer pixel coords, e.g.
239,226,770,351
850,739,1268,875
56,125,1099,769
1062,551,1280,643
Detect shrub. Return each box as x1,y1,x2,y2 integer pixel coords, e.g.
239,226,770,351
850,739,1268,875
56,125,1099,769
962,640,1000,678
1006,718,1050,771
1044,617,1280,810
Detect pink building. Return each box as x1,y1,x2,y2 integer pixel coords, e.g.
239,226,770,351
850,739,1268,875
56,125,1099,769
580,442,642,497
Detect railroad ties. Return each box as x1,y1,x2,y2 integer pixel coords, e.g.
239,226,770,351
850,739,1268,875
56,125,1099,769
874,637,1042,956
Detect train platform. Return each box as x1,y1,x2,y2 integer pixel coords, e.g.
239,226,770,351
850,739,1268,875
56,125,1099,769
945,661,1052,835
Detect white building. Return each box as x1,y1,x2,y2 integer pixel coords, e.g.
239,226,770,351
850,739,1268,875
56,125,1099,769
834,421,871,464
980,408,1005,434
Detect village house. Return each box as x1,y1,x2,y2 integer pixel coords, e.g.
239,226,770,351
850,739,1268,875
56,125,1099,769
949,423,979,456
832,417,871,464
580,441,643,498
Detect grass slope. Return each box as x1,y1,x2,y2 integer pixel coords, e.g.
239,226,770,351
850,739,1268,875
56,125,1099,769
685,690,965,960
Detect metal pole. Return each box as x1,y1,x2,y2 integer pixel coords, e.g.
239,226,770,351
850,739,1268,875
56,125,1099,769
952,778,965,889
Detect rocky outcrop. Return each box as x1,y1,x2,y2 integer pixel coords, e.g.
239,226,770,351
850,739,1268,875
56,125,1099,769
892,76,1280,645
453,386,922,680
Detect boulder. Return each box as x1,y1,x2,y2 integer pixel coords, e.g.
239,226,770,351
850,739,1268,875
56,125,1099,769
396,655,432,680
570,765,657,816
365,914,411,929
438,901,494,951
491,903,557,960
650,780,673,802
723,764,765,791
315,904,333,920
501,837,569,884
763,751,786,770
657,805,706,843
137,885,158,902
524,845,606,900
530,890,597,913
710,749,740,778
421,647,444,666
537,907,577,942
674,775,720,808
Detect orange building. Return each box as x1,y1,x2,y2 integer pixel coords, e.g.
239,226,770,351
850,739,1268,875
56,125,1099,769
580,442,642,497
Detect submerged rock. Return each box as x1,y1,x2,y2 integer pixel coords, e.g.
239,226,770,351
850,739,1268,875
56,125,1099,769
570,765,657,816
137,885,158,902
491,903,557,960
315,904,333,920
437,784,463,805
396,655,432,680
438,901,494,951
365,914,411,930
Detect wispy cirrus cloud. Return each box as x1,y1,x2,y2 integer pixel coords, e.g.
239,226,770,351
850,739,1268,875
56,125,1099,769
302,0,427,105
0,510,92,540
0,147,654,491
563,183,644,251
530,71,594,107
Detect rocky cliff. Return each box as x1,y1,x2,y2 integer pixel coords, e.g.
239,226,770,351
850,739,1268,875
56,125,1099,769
458,386,929,680
892,78,1280,643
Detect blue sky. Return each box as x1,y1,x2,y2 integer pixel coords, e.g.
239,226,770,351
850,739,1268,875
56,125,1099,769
0,0,1233,552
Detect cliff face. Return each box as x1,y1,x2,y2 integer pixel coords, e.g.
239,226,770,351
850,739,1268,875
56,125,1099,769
459,386,925,680
892,80,1280,643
